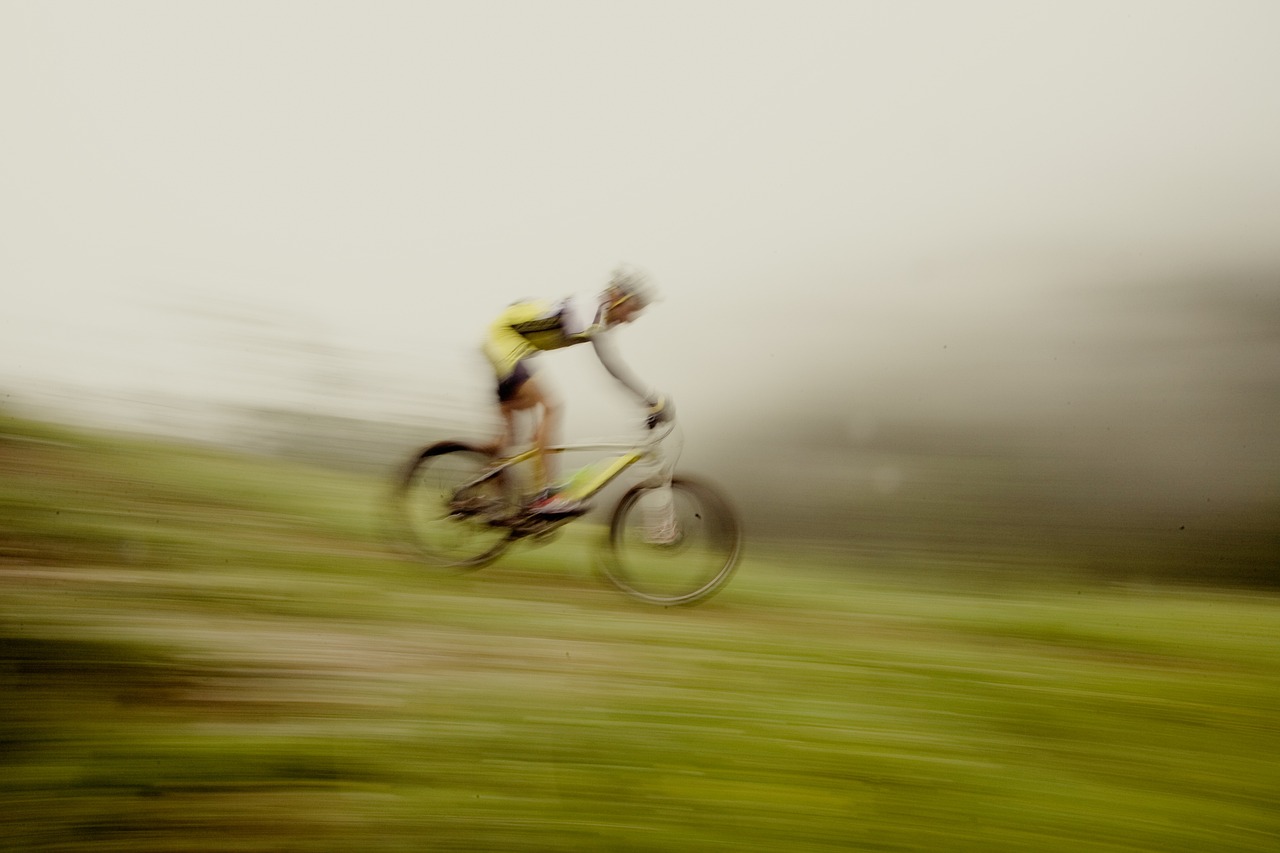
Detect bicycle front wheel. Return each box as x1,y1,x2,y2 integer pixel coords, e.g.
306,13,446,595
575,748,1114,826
395,442,515,568
600,476,742,606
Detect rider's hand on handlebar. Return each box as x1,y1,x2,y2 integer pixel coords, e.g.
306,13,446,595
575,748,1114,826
645,395,673,430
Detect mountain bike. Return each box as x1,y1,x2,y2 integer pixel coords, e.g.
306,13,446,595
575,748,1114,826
391,417,741,606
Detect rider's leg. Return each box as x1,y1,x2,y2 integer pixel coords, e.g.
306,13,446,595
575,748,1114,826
502,374,562,493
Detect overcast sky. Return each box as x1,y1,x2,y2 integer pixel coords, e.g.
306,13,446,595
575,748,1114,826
4,1,1279,440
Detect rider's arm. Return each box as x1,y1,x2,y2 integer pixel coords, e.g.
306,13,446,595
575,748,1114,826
588,333,658,406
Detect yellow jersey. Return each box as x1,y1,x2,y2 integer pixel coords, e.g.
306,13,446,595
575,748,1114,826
483,298,604,379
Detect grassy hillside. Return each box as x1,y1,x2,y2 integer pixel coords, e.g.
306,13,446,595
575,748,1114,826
2,416,1278,851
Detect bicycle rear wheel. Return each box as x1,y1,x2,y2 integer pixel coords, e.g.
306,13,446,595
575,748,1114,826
600,476,742,606
395,442,516,568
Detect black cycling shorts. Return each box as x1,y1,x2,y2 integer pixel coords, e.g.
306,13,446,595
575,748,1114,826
496,360,532,403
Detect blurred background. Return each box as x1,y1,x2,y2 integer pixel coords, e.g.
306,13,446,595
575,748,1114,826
3,1,1277,582
4,7,1280,850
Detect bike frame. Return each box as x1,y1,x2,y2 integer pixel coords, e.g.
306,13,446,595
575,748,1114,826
462,420,678,505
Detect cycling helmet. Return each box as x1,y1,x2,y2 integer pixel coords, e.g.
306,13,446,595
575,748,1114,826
607,264,659,308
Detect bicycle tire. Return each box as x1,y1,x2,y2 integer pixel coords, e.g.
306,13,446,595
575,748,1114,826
600,476,742,606
394,441,515,569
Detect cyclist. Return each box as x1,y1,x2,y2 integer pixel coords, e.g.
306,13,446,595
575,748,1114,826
481,265,671,515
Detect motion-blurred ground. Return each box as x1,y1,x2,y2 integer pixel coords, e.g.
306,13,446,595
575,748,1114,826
2,415,1278,851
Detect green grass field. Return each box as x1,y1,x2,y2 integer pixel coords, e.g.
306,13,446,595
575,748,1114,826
2,416,1278,851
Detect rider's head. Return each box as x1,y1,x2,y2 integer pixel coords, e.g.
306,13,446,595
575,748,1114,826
603,265,658,325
